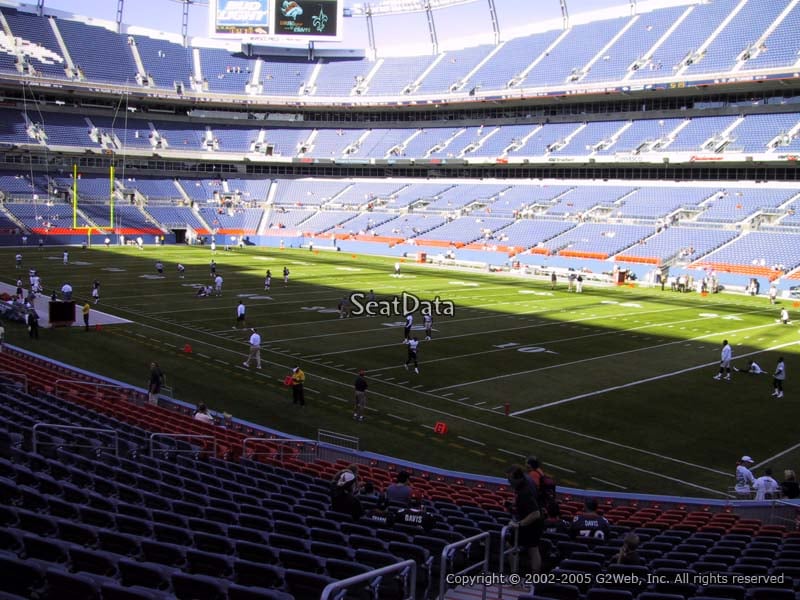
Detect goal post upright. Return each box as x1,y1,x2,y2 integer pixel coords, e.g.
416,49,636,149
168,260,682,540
72,163,78,229
109,164,115,233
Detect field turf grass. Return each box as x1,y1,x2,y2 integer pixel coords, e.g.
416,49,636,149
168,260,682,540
3,244,800,498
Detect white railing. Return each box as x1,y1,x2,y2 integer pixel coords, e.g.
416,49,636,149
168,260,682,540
320,558,417,600
438,531,491,600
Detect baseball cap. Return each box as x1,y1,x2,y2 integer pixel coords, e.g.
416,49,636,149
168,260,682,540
741,456,754,463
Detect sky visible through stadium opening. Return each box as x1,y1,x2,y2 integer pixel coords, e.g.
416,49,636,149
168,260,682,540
40,0,634,45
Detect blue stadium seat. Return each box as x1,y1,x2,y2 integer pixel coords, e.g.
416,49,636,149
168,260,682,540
226,584,295,600
69,547,119,578
278,548,325,574
309,541,354,561
97,530,142,558
44,568,102,600
232,559,285,588
171,572,228,600
99,583,174,600
23,533,71,564
140,540,187,568
118,559,174,591
186,548,235,578
0,554,46,597
234,540,279,565
284,569,338,600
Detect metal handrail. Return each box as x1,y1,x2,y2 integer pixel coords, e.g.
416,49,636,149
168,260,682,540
0,371,28,393
497,525,519,600
242,437,318,462
320,559,416,600
32,423,118,456
148,433,216,458
438,531,491,600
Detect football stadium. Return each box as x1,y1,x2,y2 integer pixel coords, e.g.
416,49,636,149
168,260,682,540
2,0,800,598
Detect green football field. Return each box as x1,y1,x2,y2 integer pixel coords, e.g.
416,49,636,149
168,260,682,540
3,244,799,499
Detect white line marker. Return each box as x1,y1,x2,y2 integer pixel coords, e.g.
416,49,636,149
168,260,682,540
511,338,800,417
330,396,348,403
197,353,210,359
491,405,504,410
458,436,485,446
498,448,525,458
456,397,470,402
591,476,627,490
387,413,411,422
754,441,800,470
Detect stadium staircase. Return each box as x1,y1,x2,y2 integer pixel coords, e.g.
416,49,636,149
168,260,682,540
731,0,800,72
0,204,28,234
48,17,77,80
126,36,149,87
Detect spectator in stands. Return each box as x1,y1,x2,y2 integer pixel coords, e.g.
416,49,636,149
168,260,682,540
753,468,780,501
613,533,643,565
781,470,799,499
542,504,570,536
735,456,756,497
570,498,610,542
148,361,164,405
331,465,363,520
385,471,413,507
194,403,215,425
507,465,544,575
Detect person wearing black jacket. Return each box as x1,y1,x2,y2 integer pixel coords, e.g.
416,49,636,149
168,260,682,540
353,369,368,421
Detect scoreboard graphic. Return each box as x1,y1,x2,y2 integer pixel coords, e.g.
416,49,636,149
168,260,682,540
210,0,343,41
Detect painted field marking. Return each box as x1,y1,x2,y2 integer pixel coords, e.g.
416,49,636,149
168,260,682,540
510,338,800,417
434,318,780,393
591,476,627,490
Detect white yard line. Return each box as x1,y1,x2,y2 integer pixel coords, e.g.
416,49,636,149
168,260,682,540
307,304,690,358
433,320,778,393
458,436,486,446
107,298,744,494
591,477,627,490
510,338,800,417
753,441,800,470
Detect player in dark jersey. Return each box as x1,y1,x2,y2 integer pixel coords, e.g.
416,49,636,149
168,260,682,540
570,498,610,542
405,337,419,374
403,313,413,343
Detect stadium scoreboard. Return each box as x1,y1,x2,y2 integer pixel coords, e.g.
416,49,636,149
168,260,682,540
210,0,343,42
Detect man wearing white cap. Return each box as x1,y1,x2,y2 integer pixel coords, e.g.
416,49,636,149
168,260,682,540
735,456,756,497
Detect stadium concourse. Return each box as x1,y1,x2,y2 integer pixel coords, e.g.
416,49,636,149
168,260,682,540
4,0,800,598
